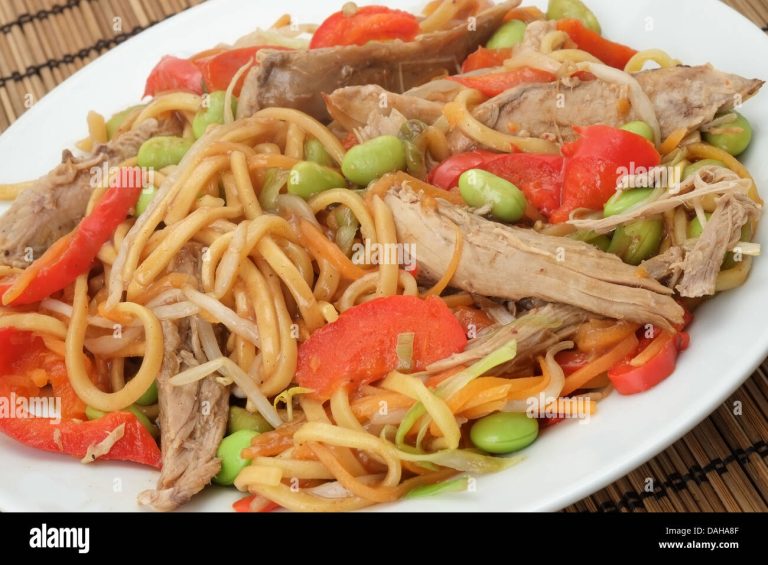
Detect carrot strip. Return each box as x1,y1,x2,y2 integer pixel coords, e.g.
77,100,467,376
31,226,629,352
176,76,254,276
575,320,639,353
562,333,639,395
298,218,371,280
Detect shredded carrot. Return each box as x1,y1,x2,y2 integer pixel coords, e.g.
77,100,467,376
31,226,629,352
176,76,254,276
658,128,688,156
460,399,508,420
575,319,639,353
421,224,463,297
425,365,465,387
298,218,371,280
617,97,631,117
630,331,673,367
351,390,415,421
562,333,639,395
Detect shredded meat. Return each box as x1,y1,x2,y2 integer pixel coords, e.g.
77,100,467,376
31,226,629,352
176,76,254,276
236,1,518,121
138,245,229,512
385,186,684,329
676,193,760,297
0,118,180,268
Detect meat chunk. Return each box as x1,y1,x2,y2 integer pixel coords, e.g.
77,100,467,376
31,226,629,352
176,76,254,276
676,193,760,297
464,64,763,145
385,186,684,329
0,118,180,268
236,1,519,122
138,246,229,512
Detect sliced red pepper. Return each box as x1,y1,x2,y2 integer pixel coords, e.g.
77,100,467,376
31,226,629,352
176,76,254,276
194,46,287,96
310,6,420,49
0,411,161,468
452,306,495,336
461,47,514,73
449,67,556,98
296,296,467,400
607,331,688,395
232,495,280,513
144,55,204,97
555,349,595,377
550,125,660,223
556,19,637,70
482,153,566,218
0,168,144,306
429,150,502,189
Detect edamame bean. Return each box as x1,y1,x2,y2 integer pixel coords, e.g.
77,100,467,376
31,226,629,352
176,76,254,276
135,381,158,406
682,159,726,180
607,219,663,265
135,186,157,217
106,105,144,140
287,161,346,199
546,0,601,34
703,113,752,156
137,136,193,171
486,20,527,49
341,135,406,185
228,406,273,435
620,121,654,142
459,169,528,223
192,91,238,139
213,429,260,486
304,138,334,167
603,188,654,217
470,412,539,454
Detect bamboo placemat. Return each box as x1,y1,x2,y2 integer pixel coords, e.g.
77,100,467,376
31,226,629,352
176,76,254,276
0,0,766,513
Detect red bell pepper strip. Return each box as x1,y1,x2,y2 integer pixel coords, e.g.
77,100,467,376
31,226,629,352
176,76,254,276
461,47,514,73
550,125,660,223
144,55,204,97
449,67,556,98
310,6,420,49
429,150,502,189
194,46,287,96
232,495,280,513
296,296,467,400
0,411,162,468
556,19,637,70
0,168,144,306
607,331,688,395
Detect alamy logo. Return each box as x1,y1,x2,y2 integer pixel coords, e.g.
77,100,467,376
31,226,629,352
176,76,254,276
29,524,90,554
0,393,61,423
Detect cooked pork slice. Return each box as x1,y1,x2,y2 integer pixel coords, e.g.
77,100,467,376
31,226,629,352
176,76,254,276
138,246,229,512
0,118,180,268
461,65,763,146
640,246,685,288
236,1,519,122
676,193,760,297
385,186,684,329
428,303,588,374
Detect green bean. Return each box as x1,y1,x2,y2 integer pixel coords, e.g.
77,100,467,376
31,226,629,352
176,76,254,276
304,138,334,167
603,188,654,217
341,135,406,186
486,20,527,49
546,0,601,34
192,91,238,139
227,406,273,435
682,159,726,180
470,412,539,454
703,113,752,156
137,136,193,171
106,105,145,140
135,186,157,217
287,161,346,199
620,121,654,142
458,169,528,223
135,381,158,406
607,219,663,265
214,430,260,486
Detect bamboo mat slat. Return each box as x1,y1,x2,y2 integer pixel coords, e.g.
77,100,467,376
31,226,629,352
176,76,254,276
0,0,766,512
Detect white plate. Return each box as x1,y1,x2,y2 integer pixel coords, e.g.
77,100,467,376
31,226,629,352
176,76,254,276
0,0,766,512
